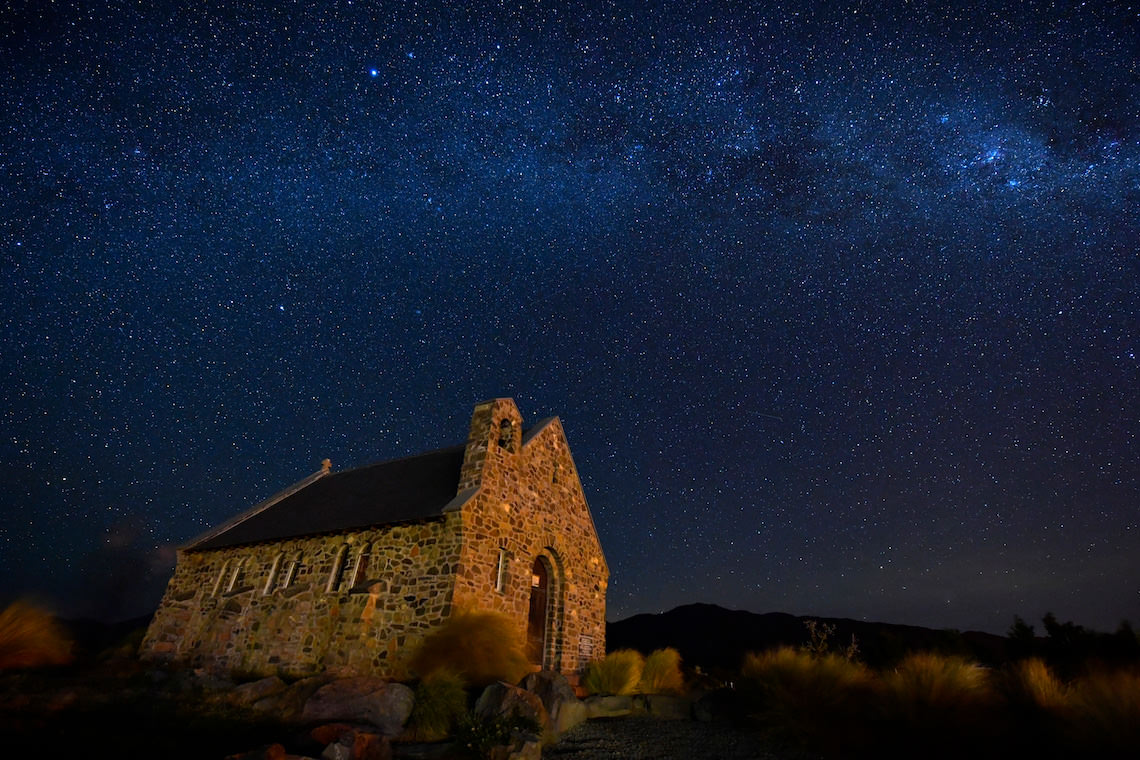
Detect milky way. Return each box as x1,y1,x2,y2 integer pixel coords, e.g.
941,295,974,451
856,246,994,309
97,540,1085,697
1,0,1137,633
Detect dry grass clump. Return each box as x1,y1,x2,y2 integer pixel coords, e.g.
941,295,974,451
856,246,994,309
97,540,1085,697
1064,668,1140,754
407,608,530,687
407,668,469,742
583,649,644,696
878,652,999,757
0,600,73,670
640,647,684,694
740,647,877,753
998,657,1068,713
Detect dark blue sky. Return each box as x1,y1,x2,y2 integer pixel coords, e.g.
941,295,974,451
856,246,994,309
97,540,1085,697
2,0,1137,635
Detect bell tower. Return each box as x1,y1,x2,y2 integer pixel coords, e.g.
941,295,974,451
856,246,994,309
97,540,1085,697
457,398,523,492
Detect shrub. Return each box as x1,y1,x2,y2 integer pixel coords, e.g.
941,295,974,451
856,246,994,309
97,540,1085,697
407,668,469,742
582,649,644,696
998,657,1068,714
640,647,684,694
408,608,530,688
0,600,73,670
454,712,542,759
739,647,877,753
878,652,999,757
1064,668,1140,754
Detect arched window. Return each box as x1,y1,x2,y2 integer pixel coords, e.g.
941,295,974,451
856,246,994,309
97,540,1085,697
326,544,349,593
497,418,515,451
263,552,284,595
226,558,246,593
351,543,372,588
283,553,302,589
212,561,231,597
494,546,508,593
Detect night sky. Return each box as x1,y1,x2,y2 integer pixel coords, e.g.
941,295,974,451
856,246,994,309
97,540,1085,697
2,0,1137,636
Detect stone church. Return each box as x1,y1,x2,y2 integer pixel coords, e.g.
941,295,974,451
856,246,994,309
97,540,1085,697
139,399,608,681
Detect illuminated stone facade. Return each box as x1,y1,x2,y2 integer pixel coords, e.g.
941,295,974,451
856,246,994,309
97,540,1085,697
139,399,608,681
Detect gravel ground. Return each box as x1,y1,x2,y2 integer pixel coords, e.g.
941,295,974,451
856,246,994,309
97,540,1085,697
545,718,812,760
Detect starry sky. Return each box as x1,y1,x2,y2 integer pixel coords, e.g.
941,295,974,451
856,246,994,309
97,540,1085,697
2,0,1137,635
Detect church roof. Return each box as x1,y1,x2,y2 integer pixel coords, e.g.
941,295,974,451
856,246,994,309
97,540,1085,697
186,444,468,552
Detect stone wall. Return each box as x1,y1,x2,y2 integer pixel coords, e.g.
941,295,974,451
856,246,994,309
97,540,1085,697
140,398,608,683
139,515,464,680
451,399,609,678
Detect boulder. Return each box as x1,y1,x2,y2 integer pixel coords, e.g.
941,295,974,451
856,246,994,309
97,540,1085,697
253,676,330,722
301,677,414,736
583,694,633,718
519,671,587,737
231,676,288,707
638,694,691,720
474,682,549,733
320,728,391,760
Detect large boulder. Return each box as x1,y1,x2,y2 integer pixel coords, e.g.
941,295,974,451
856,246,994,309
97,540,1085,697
301,677,414,736
583,694,633,718
474,681,549,730
519,671,587,738
230,676,289,707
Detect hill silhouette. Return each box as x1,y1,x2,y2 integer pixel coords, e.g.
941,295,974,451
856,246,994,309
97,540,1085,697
606,603,1008,673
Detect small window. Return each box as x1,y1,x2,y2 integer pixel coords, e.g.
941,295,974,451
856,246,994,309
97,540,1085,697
494,547,508,592
497,418,514,451
351,544,372,588
283,553,302,589
212,561,231,597
263,553,283,595
327,545,349,593
226,558,246,593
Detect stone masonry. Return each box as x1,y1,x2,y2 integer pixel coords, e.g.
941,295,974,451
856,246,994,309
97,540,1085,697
139,399,608,682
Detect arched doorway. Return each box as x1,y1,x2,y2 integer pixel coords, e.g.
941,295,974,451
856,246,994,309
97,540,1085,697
527,557,550,667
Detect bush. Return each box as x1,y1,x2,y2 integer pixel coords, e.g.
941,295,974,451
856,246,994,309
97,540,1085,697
0,600,73,670
739,647,877,753
879,652,998,757
407,668,469,742
454,712,541,759
1065,668,1140,754
582,649,644,696
407,608,530,688
640,647,684,694
998,657,1068,714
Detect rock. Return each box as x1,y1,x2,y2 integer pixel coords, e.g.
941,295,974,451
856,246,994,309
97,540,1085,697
231,676,289,707
302,677,414,736
638,694,691,720
475,681,548,728
321,728,391,760
254,676,330,722
519,671,587,739
488,733,541,760
310,723,356,746
225,743,287,760
583,694,633,718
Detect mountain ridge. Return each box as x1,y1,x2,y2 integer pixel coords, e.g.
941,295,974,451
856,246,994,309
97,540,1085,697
605,602,1009,672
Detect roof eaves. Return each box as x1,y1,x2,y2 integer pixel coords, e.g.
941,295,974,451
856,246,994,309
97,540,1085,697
182,466,331,551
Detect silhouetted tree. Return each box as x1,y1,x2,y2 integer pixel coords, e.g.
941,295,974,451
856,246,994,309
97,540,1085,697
1006,615,1038,660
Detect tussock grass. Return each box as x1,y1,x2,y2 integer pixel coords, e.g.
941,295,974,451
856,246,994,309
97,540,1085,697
998,657,1068,713
408,668,469,742
740,647,877,754
1064,668,1140,754
408,608,530,688
0,601,73,670
640,647,684,694
583,649,644,696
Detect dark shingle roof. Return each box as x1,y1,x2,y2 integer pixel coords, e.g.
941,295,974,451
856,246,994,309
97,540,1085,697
187,444,466,552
